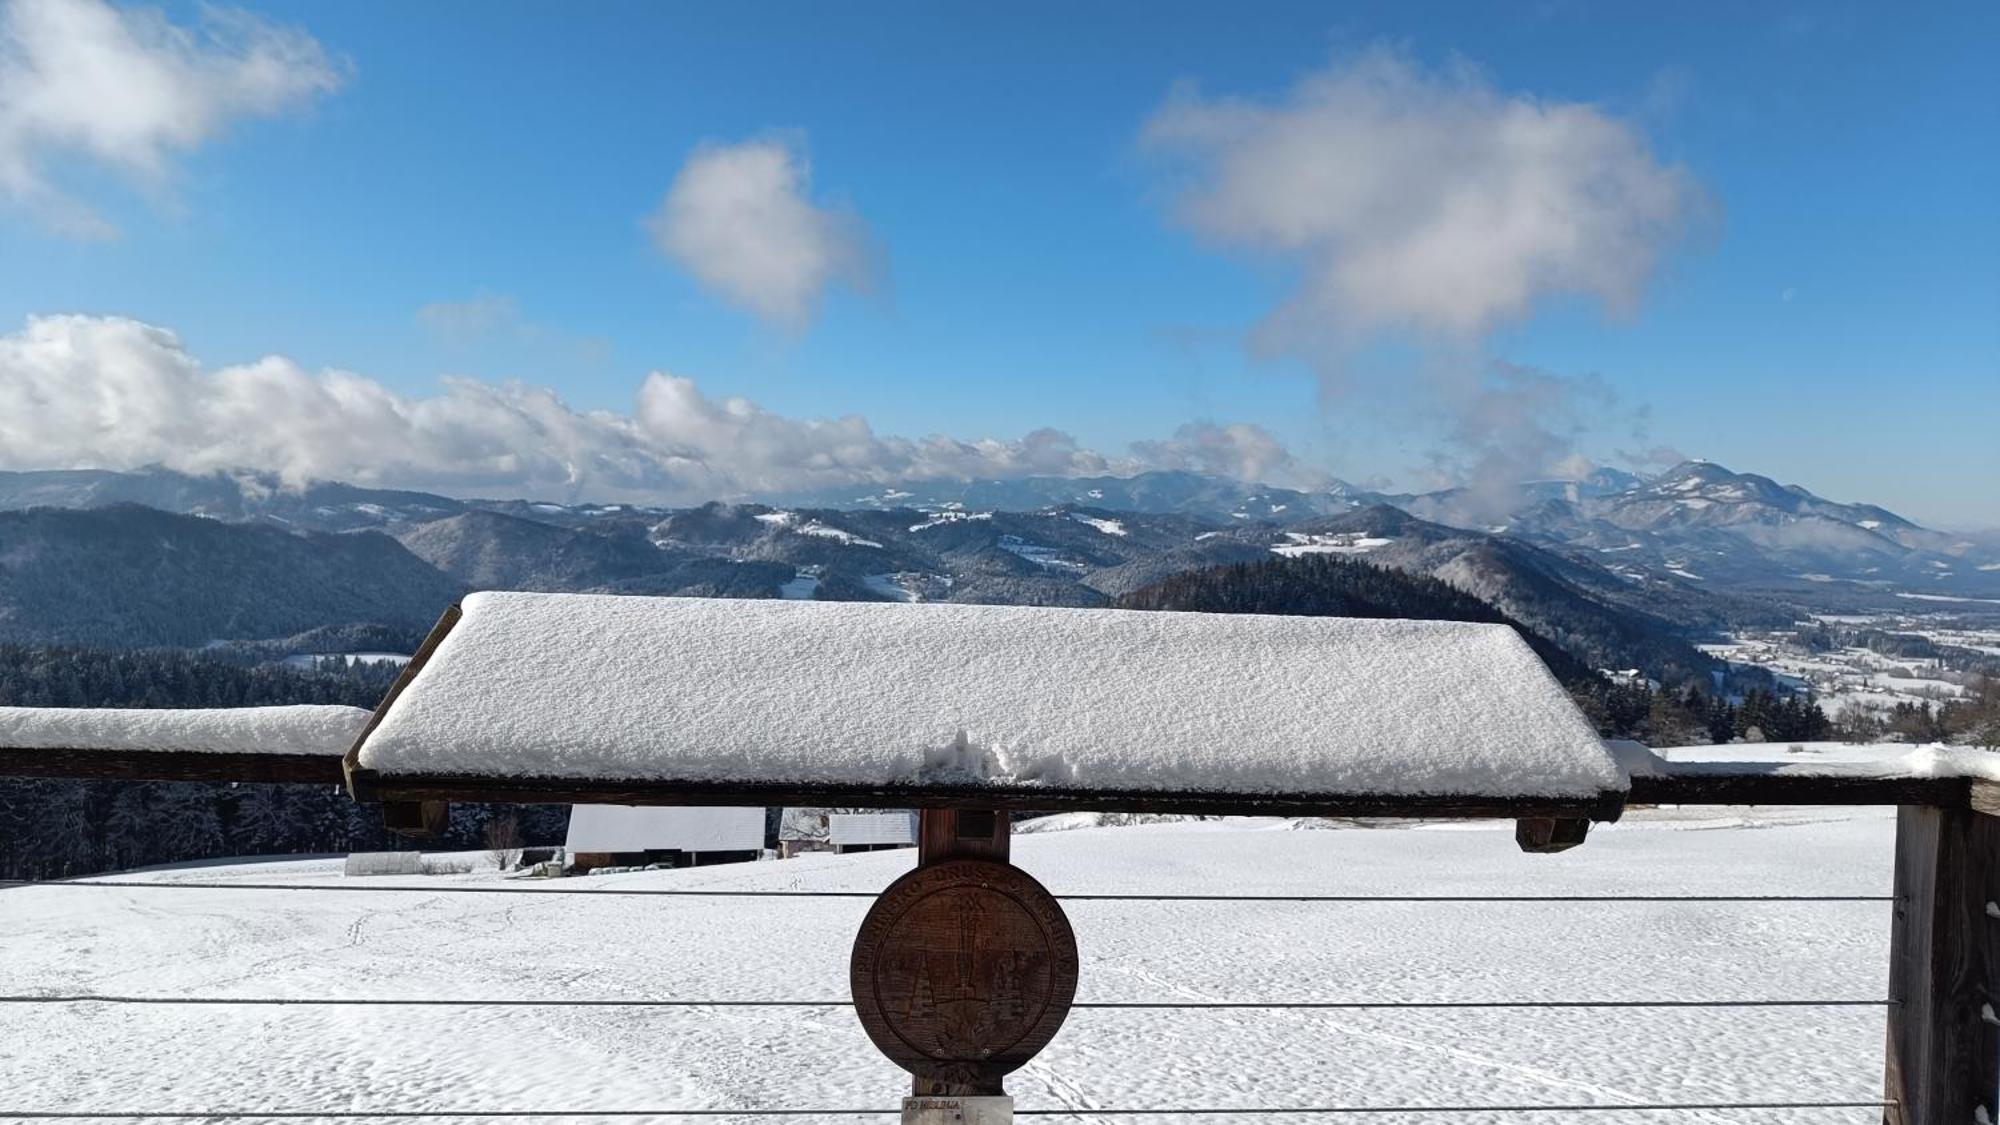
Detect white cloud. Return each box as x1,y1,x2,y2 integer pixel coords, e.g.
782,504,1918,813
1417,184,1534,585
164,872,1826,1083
645,136,874,329
1143,48,1708,490
1144,48,1703,350
0,314,1310,503
1417,360,1618,516
1547,452,1600,481
1619,443,1691,471
0,0,344,237
1128,421,1325,489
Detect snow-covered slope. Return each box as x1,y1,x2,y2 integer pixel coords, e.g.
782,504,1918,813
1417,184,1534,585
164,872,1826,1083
0,812,1893,1120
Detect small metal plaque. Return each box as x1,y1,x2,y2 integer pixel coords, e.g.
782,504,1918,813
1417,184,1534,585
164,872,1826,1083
851,858,1079,1092
903,1095,1013,1125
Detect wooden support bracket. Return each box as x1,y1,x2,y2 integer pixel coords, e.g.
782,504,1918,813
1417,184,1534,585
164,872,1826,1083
918,807,1009,865
381,799,448,839
1514,815,1590,853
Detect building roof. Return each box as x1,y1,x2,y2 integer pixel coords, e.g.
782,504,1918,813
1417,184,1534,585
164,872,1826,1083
829,811,918,847
564,805,766,853
344,592,1627,817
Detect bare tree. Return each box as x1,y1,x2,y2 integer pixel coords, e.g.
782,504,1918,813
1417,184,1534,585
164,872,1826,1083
483,813,523,872
1834,701,1883,744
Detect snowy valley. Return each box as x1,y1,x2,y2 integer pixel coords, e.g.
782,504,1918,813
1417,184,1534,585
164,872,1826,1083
1695,604,2000,742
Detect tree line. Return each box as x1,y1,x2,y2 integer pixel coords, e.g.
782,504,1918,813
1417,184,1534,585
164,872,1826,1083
1574,680,1833,746
1830,676,2000,748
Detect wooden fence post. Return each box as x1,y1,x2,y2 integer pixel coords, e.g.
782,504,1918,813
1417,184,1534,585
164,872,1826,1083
1884,803,2000,1123
911,806,1009,1103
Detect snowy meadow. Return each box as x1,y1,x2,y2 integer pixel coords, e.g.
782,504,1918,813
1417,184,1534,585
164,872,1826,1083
1,809,1893,1123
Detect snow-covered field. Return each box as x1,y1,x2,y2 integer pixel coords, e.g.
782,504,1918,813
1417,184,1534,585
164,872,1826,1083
1269,532,1396,558
1,810,1895,1122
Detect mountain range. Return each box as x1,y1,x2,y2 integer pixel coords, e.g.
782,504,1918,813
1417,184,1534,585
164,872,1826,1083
1398,461,1990,601
0,461,1989,686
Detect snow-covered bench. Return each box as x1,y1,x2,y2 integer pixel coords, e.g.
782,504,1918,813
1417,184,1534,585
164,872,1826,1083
340,591,1628,824
0,704,368,783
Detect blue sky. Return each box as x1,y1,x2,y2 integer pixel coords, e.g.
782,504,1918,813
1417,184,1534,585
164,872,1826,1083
0,0,1994,524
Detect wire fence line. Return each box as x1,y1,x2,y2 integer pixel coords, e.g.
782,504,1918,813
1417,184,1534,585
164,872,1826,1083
0,879,1895,903
0,1100,1899,1118
0,994,1895,1010
0,879,1899,1119
1022,1104,1901,1116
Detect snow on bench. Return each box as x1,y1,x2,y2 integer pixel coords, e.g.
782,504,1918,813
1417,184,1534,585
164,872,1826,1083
0,704,371,783
346,591,1626,814
0,705,371,757
1614,739,2000,783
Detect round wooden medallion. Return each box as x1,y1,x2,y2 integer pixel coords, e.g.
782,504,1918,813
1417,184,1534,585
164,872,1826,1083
850,858,1079,1090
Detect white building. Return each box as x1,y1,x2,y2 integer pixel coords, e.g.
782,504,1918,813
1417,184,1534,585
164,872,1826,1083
564,805,766,871
780,808,917,857
829,810,918,853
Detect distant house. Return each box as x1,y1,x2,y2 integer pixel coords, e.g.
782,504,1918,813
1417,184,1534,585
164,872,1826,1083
565,805,766,873
778,807,833,858
830,811,918,853
1604,668,1661,692
779,807,916,857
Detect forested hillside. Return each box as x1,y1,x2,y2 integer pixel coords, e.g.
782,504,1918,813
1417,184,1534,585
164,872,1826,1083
0,644,399,707
1121,553,1596,684
1120,553,1830,748
1262,506,1736,686
393,510,668,591
0,505,464,647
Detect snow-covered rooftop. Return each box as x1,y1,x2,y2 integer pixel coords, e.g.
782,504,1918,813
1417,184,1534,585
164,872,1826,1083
0,705,371,757
350,591,1624,804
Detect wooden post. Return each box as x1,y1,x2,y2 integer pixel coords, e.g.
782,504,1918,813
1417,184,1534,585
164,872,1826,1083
918,807,1008,865
1883,804,2000,1123
911,806,1010,1103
